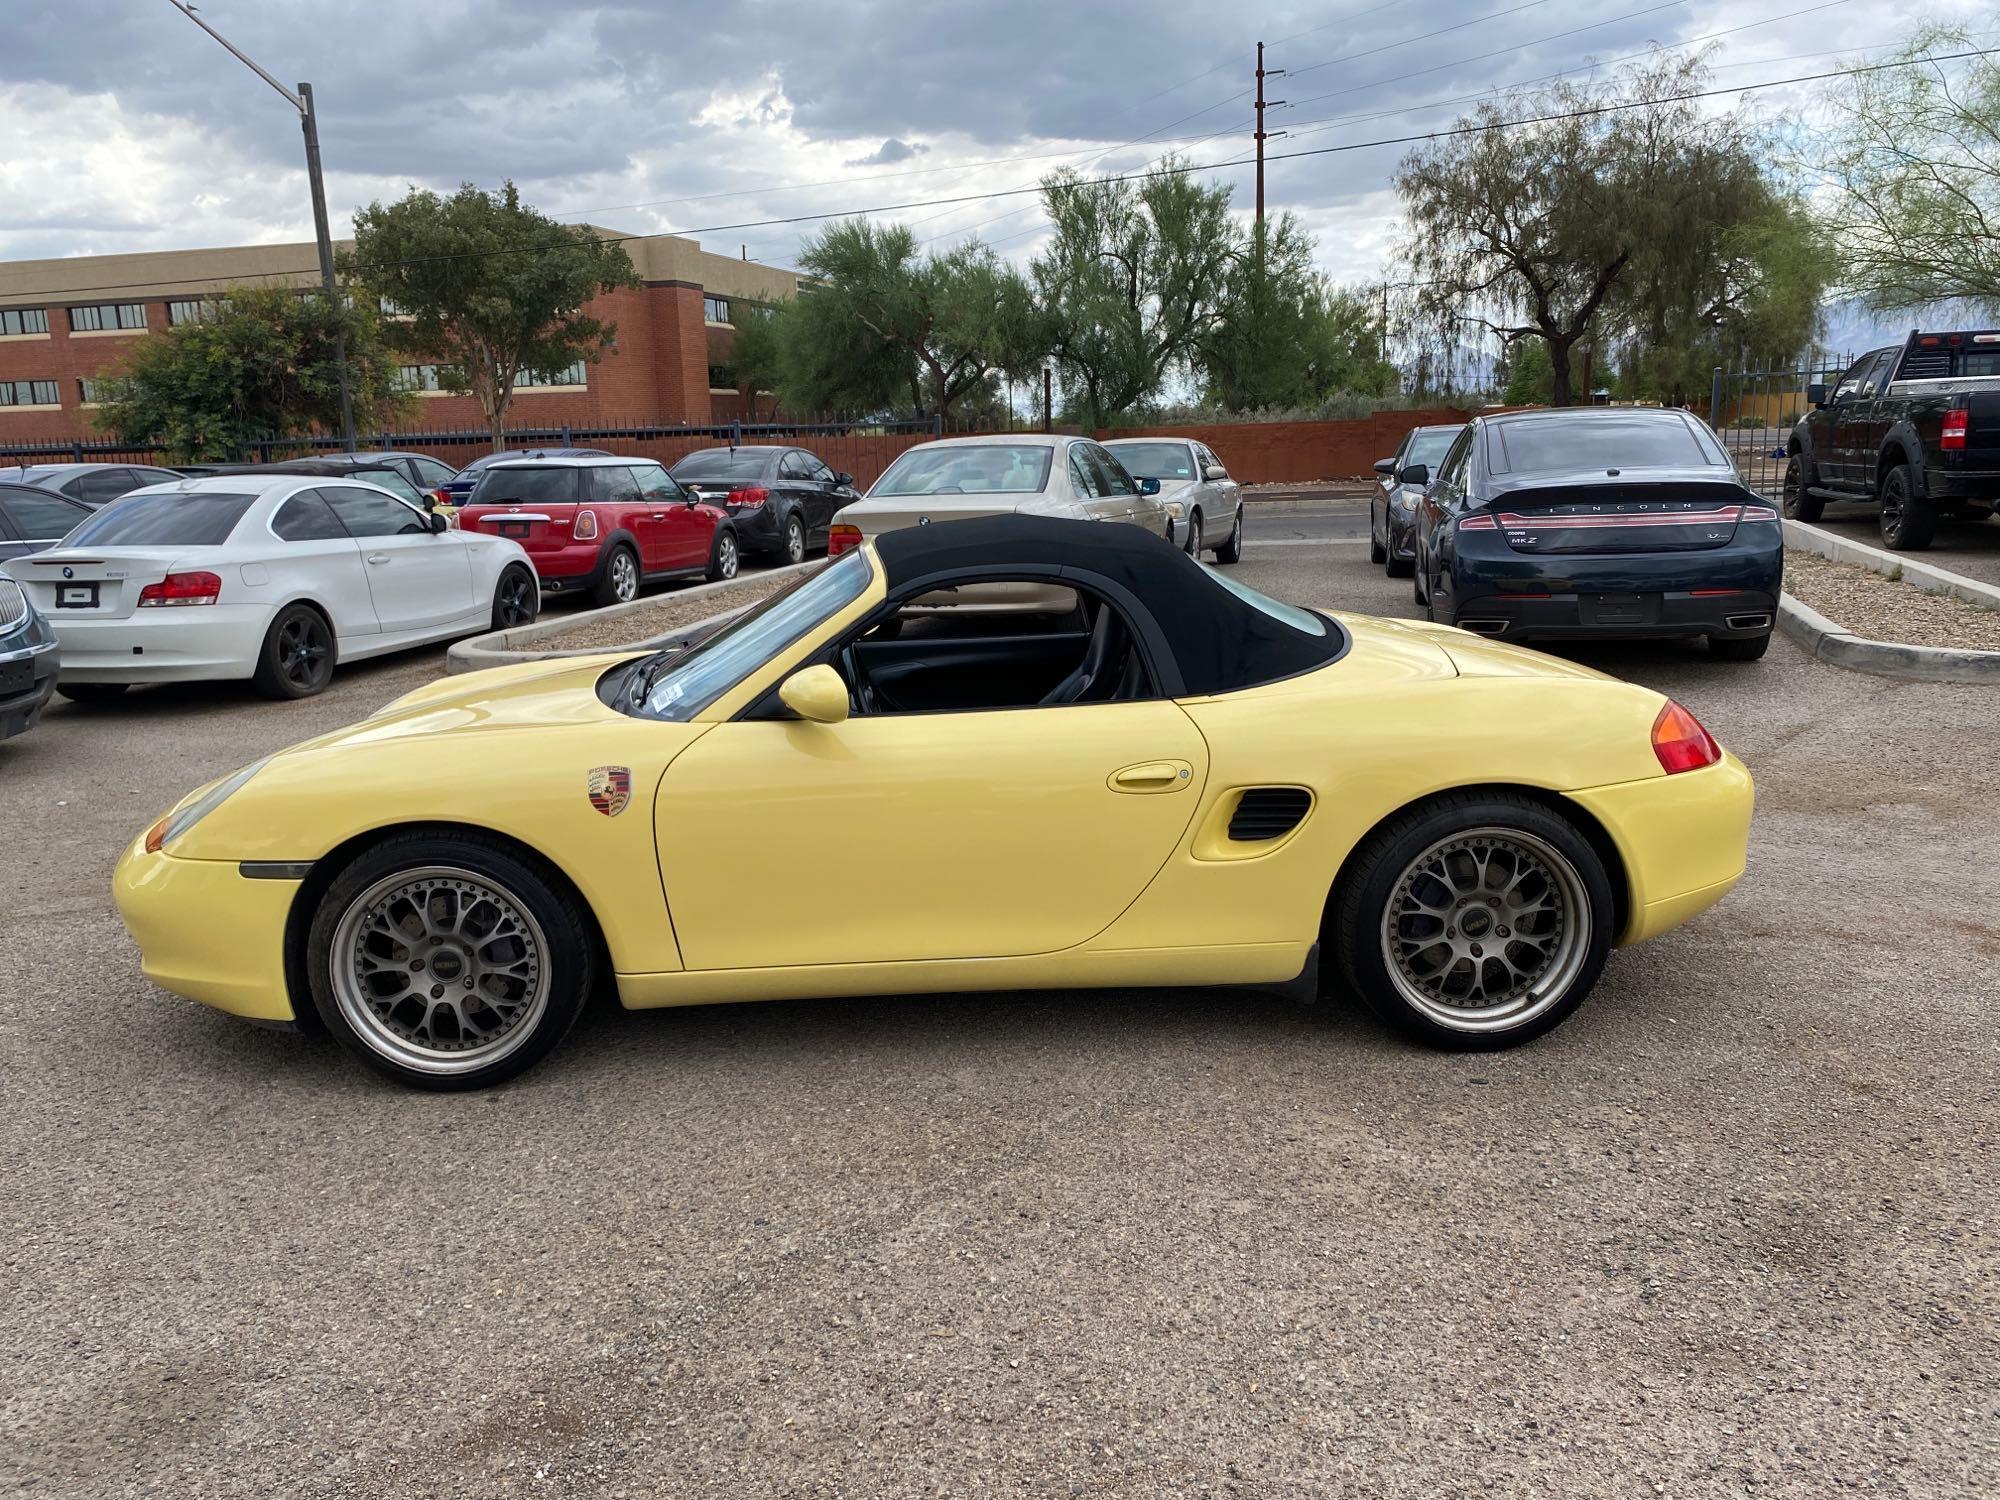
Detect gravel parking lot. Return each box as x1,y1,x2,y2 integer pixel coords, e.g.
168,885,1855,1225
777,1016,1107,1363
3,500,1996,1498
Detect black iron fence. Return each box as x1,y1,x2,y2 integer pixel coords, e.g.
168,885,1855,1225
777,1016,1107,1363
1707,353,1857,497
0,412,1029,490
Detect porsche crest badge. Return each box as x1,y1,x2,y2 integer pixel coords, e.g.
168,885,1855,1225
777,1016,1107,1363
586,765,632,817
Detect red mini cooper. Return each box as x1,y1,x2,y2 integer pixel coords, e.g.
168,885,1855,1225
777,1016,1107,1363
458,456,740,606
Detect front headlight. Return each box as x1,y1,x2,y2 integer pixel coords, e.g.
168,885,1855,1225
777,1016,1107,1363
144,757,272,853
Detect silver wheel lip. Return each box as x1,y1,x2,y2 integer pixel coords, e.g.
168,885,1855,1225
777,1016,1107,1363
1378,825,1591,1034
328,863,553,1076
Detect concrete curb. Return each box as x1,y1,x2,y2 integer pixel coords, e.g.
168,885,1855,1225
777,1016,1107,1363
1776,519,2000,683
445,561,815,675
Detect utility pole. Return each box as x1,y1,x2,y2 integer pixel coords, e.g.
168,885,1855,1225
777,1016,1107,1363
1254,43,1286,227
164,0,355,450
1042,367,1053,433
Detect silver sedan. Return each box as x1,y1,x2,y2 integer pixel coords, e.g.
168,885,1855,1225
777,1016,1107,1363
1102,437,1243,563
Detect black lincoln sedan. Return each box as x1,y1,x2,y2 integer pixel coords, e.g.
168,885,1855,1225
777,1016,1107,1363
1409,407,1782,661
667,445,858,564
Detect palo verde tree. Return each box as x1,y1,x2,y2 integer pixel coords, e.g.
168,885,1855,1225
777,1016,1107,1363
777,220,1046,418
1032,157,1238,428
93,284,406,461
1816,28,2000,316
1396,55,1806,405
344,182,639,450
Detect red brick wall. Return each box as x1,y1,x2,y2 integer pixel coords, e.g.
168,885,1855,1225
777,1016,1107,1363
1098,409,1474,484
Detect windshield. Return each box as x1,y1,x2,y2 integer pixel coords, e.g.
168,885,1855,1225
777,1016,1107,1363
468,467,578,505
64,492,255,547
673,449,775,481
1491,416,1721,474
872,445,1053,496
1106,442,1194,480
1202,565,1327,636
1405,428,1461,468
638,550,874,720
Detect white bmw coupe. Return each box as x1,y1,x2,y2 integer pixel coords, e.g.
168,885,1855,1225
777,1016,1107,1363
4,474,540,701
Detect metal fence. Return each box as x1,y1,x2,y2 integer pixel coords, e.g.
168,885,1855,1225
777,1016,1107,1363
1708,353,1857,497
0,412,1030,491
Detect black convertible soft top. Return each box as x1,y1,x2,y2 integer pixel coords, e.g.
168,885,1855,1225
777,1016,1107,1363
872,514,1345,696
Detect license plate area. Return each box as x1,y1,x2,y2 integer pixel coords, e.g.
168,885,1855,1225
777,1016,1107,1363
55,583,99,609
0,659,32,695
1580,592,1658,627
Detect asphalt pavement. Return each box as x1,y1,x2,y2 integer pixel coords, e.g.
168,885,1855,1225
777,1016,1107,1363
3,500,1996,1498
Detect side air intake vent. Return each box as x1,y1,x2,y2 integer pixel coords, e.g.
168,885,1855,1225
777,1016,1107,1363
1228,787,1312,842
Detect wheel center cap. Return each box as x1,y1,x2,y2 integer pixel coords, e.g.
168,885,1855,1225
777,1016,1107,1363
1459,906,1494,938
429,948,466,981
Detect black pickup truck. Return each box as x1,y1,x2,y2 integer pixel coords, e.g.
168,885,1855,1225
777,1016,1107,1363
1782,329,2000,549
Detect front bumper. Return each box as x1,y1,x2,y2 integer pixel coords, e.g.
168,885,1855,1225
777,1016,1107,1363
0,636,59,740
47,603,275,683
1567,751,1754,946
113,833,299,1022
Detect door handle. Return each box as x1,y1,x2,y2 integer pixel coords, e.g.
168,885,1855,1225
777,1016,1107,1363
366,552,390,565
1108,759,1193,793
650,512,666,520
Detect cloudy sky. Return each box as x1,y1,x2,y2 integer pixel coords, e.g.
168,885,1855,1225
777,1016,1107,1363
1,0,1989,293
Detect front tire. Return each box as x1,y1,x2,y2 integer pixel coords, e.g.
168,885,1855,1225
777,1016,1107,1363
1184,511,1203,557
1878,463,1935,550
1369,506,1387,565
251,603,334,700
1214,507,1243,565
490,565,539,630
305,833,595,1090
1332,793,1613,1049
1781,452,1823,522
707,526,740,582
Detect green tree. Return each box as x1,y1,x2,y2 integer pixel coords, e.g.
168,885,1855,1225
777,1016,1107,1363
776,220,1045,418
344,182,638,450
1299,282,1401,402
1033,157,1239,428
728,302,785,419
93,284,406,461
1497,338,1555,405
1816,29,2000,314
1396,55,1798,405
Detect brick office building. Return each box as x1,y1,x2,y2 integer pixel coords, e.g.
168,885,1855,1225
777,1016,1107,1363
0,230,805,447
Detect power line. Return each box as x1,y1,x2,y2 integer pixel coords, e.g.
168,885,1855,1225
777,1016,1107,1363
1284,0,1558,80
22,48,1997,301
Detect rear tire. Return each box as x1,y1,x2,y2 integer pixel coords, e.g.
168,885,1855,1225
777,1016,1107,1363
593,545,640,608
1331,792,1614,1049
56,683,129,704
490,565,539,630
707,526,740,582
1710,632,1771,662
251,603,335,700
781,512,807,565
305,832,595,1091
1781,452,1824,522
1878,463,1934,550
1215,507,1243,565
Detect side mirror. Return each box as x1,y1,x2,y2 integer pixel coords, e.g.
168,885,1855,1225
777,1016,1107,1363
1373,458,1396,476
1137,476,1162,496
778,664,850,724
1202,464,1227,482
1807,383,1829,409
834,472,854,488
427,510,450,533
1398,463,1429,488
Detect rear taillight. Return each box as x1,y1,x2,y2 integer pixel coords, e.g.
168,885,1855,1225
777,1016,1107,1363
137,571,222,608
1739,503,1779,522
1942,408,1969,452
1457,513,1498,531
431,487,453,508
573,509,599,540
725,486,769,507
828,523,863,556
1652,699,1721,775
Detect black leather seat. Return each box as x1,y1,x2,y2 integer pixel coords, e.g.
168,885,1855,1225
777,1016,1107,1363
1040,603,1126,705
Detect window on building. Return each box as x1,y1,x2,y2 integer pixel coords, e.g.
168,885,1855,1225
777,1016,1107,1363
378,296,411,318
69,303,148,332
513,362,586,388
393,364,446,392
708,364,738,391
77,378,105,404
0,308,50,336
167,299,219,326
0,380,60,406
703,296,731,324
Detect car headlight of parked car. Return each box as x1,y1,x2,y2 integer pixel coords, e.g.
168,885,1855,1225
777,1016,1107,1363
144,757,272,853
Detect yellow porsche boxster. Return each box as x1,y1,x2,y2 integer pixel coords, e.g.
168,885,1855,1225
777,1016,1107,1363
115,516,1753,1090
